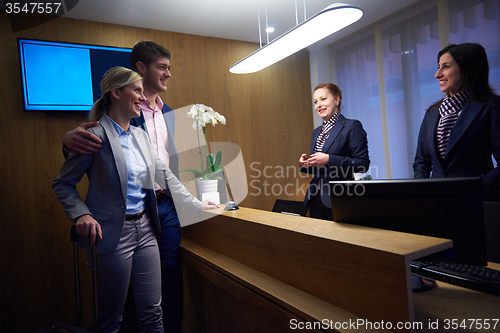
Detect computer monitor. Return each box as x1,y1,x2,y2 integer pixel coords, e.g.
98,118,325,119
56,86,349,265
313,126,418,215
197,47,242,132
329,177,488,266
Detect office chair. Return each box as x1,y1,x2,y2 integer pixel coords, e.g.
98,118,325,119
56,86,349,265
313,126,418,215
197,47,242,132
272,199,307,217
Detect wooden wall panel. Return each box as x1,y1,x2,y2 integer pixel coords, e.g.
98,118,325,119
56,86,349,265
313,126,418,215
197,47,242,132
0,11,313,332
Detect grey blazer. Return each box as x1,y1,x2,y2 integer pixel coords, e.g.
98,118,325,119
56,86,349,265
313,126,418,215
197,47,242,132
53,115,201,254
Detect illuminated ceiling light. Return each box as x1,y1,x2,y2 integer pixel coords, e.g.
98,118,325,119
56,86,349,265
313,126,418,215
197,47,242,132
229,3,363,74
265,27,275,33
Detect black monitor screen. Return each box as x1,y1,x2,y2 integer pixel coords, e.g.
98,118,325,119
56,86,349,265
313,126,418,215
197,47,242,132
18,38,131,112
329,177,487,266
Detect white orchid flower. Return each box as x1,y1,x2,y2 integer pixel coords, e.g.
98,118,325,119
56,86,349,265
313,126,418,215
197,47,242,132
202,112,213,127
182,104,227,183
197,104,208,113
187,104,225,129
218,114,226,125
187,105,198,119
192,120,199,130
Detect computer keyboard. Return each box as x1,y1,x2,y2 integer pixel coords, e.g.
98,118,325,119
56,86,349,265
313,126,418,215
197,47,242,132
410,260,500,296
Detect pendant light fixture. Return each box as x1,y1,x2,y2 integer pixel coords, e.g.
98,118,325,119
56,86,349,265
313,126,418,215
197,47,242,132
229,3,363,74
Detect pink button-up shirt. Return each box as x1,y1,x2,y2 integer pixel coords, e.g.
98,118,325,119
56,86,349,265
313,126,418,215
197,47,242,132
141,94,170,191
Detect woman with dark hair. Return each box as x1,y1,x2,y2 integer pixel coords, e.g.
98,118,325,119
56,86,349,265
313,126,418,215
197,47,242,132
413,43,500,201
299,83,370,220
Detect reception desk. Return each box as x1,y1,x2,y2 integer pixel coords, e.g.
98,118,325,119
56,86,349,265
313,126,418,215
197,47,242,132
180,207,497,332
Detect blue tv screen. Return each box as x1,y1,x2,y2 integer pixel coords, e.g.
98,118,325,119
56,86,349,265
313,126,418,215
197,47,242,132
18,38,132,112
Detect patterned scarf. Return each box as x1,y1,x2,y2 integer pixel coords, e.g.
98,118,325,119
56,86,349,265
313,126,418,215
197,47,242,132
314,111,341,153
436,89,470,159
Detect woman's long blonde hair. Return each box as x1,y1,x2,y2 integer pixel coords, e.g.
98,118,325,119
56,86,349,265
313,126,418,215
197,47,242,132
89,66,142,121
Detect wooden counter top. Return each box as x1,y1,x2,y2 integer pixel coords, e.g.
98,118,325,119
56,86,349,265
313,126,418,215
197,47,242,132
181,207,453,331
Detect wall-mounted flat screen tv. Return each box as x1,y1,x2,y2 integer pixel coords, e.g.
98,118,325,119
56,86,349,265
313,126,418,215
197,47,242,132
18,38,132,112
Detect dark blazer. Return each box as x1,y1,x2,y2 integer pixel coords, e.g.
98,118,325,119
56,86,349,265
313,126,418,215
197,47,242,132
53,115,201,254
301,114,370,208
413,96,500,200
131,103,179,178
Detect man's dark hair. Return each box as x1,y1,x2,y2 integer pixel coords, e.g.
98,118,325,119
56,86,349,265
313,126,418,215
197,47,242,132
130,40,171,71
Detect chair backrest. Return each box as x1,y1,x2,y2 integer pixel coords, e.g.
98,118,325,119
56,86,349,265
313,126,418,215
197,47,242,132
272,199,307,217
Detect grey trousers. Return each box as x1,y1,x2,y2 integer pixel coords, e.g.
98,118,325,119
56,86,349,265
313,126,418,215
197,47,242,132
88,213,164,333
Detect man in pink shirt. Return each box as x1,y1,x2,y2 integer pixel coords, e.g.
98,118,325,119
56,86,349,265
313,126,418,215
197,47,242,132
63,41,188,333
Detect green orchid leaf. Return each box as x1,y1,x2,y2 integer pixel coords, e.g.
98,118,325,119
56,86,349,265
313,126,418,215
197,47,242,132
206,166,224,179
183,177,200,185
206,153,216,171
180,168,204,185
213,150,223,169
180,168,203,175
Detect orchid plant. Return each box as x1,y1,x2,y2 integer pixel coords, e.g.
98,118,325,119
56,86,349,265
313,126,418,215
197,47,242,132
181,104,226,184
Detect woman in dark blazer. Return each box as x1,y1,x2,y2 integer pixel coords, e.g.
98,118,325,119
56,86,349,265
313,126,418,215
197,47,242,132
413,43,500,201
53,67,218,332
300,83,370,220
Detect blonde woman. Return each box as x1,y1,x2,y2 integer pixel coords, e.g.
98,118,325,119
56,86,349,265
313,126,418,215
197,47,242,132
53,66,218,333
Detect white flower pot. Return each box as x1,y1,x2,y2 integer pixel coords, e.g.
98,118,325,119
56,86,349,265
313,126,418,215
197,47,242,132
196,179,220,204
